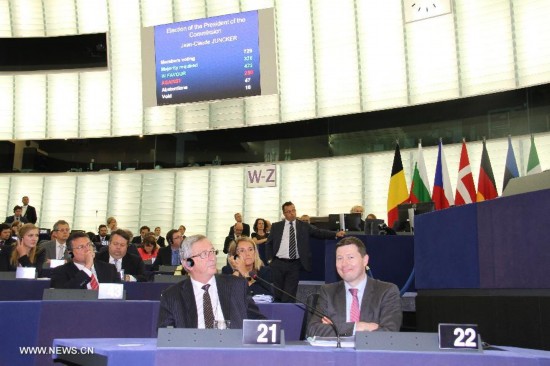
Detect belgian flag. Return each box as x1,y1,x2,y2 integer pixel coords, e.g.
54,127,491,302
387,143,409,228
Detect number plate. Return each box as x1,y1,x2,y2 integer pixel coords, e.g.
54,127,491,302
243,320,282,345
438,323,480,350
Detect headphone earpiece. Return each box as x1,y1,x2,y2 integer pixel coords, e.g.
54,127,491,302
185,258,194,267
68,251,74,259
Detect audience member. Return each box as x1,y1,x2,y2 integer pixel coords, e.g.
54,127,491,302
307,237,402,336
96,229,147,282
39,220,72,263
4,205,29,224
366,213,377,220
152,229,184,271
223,222,244,254
10,221,22,237
351,205,366,229
178,225,186,240
21,196,37,224
251,218,269,263
50,231,120,289
92,224,110,249
228,212,250,237
106,217,118,233
266,201,345,302
158,234,265,328
137,234,159,261
154,226,166,247
299,214,311,224
0,223,45,276
131,225,150,244
222,237,272,296
0,223,16,247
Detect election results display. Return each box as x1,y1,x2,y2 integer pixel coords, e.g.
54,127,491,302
142,9,277,107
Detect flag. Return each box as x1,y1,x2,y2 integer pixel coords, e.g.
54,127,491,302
387,143,409,228
432,140,454,210
476,140,498,202
454,140,476,205
526,135,542,175
502,136,519,191
409,142,431,203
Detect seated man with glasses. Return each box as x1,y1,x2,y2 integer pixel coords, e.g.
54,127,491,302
158,234,265,329
50,231,120,289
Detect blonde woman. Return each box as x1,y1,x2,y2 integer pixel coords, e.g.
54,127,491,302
2,223,45,276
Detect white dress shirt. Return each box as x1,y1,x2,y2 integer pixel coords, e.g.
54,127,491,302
275,220,299,259
190,277,225,329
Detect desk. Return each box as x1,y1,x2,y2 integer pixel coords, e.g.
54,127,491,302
52,338,550,366
0,301,304,366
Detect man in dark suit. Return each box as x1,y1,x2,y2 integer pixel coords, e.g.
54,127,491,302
228,212,250,237
50,231,120,289
266,201,345,302
4,205,29,224
131,226,150,244
96,229,147,282
158,234,264,328
154,226,166,247
0,223,16,247
307,236,402,336
91,224,110,250
152,229,183,271
223,222,244,254
21,196,37,224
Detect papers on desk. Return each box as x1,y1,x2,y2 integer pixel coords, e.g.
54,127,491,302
307,336,355,348
253,294,274,303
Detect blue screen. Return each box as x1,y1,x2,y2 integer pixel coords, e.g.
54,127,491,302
153,10,261,105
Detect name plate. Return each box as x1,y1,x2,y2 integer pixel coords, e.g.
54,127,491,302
98,283,124,299
16,267,36,279
242,320,283,346
438,323,481,351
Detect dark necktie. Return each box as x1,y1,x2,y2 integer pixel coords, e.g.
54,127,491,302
288,221,297,259
202,284,215,328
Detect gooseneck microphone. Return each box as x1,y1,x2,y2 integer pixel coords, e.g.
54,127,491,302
248,271,342,348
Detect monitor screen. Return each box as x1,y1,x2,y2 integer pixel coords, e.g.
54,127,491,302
328,213,363,232
364,219,385,235
396,202,435,231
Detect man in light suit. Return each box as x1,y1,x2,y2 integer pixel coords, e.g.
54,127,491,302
39,220,72,263
158,234,264,329
266,201,345,302
50,231,120,289
307,237,402,337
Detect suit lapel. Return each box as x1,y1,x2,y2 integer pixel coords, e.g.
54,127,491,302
216,276,231,321
360,279,375,321
333,282,348,324
181,278,198,327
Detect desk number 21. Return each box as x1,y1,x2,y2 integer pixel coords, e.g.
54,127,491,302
257,323,277,343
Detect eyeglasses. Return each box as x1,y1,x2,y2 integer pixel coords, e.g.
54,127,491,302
72,243,93,251
189,249,219,260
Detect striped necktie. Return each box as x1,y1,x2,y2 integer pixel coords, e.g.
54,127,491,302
89,273,99,290
349,288,360,322
202,284,215,328
288,221,297,259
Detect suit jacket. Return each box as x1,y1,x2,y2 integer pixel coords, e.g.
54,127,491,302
92,234,110,244
265,219,337,271
223,235,240,254
96,250,147,282
4,215,28,224
157,274,265,329
131,236,143,244
50,260,120,289
152,246,178,271
307,278,402,337
39,240,71,261
228,223,251,237
22,205,37,224
157,236,166,247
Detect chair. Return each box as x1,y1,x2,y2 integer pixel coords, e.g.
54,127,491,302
299,292,320,340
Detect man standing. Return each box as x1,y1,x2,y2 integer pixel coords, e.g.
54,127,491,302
152,229,183,271
158,234,264,328
39,220,72,262
96,229,147,282
266,201,345,302
223,222,243,254
154,226,166,247
21,196,37,224
228,213,250,237
4,206,29,224
50,231,120,289
307,237,402,336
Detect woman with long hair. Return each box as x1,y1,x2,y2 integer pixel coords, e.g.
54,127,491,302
3,223,45,276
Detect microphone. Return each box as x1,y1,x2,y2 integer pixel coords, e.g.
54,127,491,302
248,271,342,348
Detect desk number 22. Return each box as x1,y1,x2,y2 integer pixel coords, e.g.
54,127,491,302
453,327,477,347
257,323,277,343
